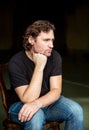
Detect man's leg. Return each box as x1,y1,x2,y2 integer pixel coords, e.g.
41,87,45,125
9,102,46,130
43,96,84,130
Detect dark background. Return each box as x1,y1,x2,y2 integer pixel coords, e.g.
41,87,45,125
0,0,89,62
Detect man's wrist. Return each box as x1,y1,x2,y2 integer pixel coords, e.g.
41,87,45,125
35,100,42,109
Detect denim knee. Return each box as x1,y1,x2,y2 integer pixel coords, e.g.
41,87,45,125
70,102,83,122
8,102,24,125
9,102,23,115
24,109,46,130
9,103,46,130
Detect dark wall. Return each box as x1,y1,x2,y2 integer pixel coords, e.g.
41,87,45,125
12,0,69,55
0,0,89,63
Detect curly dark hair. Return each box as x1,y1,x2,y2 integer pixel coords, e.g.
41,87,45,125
23,20,55,50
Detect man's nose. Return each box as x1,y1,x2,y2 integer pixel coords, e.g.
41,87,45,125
49,41,54,48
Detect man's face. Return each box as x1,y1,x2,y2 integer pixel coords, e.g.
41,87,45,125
31,30,54,57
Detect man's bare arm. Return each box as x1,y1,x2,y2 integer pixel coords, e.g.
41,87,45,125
15,53,47,103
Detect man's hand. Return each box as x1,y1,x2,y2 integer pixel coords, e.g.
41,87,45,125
18,101,40,122
33,53,47,70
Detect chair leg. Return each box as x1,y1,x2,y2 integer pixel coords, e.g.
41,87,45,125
3,126,12,130
3,126,13,130
52,124,60,130
44,121,60,130
58,124,61,130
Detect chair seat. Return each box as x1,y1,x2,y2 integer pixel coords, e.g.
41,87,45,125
3,118,60,130
3,119,23,130
44,121,60,130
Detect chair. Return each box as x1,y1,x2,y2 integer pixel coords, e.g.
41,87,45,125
0,64,60,130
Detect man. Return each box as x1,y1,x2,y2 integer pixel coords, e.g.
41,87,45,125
8,20,84,130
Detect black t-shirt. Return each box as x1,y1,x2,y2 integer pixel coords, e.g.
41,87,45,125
8,49,62,107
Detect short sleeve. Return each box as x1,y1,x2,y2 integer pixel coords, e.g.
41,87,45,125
50,50,62,76
8,61,29,89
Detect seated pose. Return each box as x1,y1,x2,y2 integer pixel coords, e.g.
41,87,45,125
8,20,84,130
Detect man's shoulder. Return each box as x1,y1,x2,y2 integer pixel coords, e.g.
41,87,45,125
9,50,25,64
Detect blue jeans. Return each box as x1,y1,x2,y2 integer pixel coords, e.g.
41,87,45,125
8,96,84,130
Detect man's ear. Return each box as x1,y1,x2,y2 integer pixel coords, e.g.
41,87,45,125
28,36,34,45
